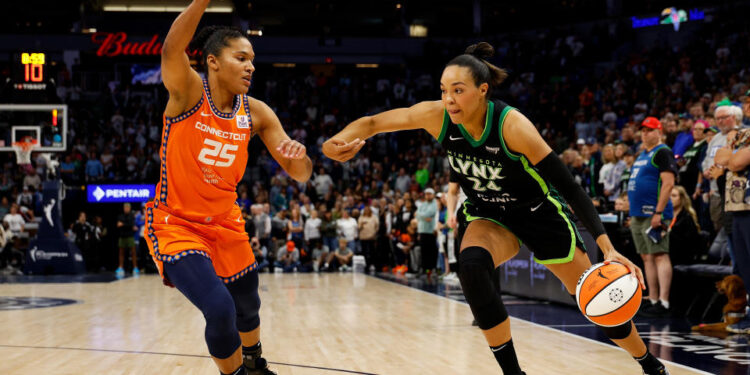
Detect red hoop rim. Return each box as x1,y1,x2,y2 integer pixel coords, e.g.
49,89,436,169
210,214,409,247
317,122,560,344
11,140,39,150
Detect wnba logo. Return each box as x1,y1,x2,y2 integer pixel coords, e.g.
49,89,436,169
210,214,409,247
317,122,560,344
29,246,69,262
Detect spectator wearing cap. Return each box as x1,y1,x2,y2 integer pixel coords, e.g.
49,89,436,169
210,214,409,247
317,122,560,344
275,240,300,273
702,103,742,232
627,116,678,317
416,188,438,275
680,120,710,198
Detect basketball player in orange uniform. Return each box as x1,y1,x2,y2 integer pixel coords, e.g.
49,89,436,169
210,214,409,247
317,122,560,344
145,1,311,374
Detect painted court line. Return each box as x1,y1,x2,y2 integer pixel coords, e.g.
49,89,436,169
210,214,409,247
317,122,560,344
369,275,714,375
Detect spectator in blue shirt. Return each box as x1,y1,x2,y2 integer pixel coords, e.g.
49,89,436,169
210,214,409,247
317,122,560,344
85,152,104,182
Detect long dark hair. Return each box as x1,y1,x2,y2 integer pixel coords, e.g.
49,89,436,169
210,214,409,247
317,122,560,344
446,42,508,96
190,26,249,72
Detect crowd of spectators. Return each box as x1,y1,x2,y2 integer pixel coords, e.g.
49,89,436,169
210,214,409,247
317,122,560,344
0,15,749,331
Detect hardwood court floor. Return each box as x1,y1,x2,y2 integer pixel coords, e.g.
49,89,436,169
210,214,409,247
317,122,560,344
0,273,709,375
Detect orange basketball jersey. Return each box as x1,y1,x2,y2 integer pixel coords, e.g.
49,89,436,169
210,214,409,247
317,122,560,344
154,79,253,223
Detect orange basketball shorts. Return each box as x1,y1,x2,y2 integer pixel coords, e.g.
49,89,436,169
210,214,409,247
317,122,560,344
144,202,257,285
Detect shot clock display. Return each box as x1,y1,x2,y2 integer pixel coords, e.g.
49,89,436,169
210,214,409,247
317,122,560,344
21,53,45,82
2,51,58,104
14,52,47,91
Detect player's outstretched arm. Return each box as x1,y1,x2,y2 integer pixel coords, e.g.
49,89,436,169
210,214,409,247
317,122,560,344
161,0,207,115
503,110,645,288
322,100,444,162
252,98,312,182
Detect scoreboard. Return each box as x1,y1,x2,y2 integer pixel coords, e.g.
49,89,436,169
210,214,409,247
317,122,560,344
15,52,47,91
2,51,58,103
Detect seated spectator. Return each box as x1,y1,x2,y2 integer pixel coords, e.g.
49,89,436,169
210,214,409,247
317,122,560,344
0,196,10,218
324,238,353,272
310,241,329,272
275,240,300,273
250,237,269,272
22,169,42,191
3,203,25,238
16,186,34,210
668,186,703,265
393,230,414,275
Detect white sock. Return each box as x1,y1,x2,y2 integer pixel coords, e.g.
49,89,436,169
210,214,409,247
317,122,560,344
649,299,658,305
660,300,670,309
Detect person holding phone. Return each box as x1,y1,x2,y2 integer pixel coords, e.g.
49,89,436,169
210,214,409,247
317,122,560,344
627,117,678,318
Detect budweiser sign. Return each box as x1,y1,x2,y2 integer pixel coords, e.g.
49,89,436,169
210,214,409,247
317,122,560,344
91,32,201,58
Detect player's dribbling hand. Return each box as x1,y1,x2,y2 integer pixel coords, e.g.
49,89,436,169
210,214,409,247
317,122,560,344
322,138,366,162
603,250,646,290
276,139,307,159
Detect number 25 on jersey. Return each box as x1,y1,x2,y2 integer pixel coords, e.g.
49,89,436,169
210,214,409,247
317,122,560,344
198,139,238,167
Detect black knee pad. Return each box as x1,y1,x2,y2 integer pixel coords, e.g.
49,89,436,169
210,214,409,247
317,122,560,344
458,246,508,330
568,294,632,340
203,286,241,358
598,321,633,340
227,270,261,332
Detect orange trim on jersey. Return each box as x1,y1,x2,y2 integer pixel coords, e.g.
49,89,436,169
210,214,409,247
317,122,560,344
145,204,257,283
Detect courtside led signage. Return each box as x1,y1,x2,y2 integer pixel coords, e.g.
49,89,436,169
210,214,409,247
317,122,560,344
87,184,155,203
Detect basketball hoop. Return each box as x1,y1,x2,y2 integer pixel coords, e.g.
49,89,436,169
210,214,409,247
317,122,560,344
12,139,38,165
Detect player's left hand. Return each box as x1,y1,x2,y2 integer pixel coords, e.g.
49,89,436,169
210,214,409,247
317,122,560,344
276,139,307,159
603,250,646,290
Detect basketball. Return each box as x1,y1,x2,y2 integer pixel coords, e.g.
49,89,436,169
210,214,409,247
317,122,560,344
575,262,641,327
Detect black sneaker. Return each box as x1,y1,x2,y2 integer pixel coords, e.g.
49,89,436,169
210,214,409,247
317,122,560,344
640,303,670,318
637,301,655,315
245,357,276,375
246,368,276,375
643,365,670,375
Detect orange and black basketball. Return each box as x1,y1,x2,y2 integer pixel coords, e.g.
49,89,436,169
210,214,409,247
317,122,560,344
575,262,641,327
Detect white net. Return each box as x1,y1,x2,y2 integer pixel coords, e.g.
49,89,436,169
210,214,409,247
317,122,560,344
12,140,37,165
